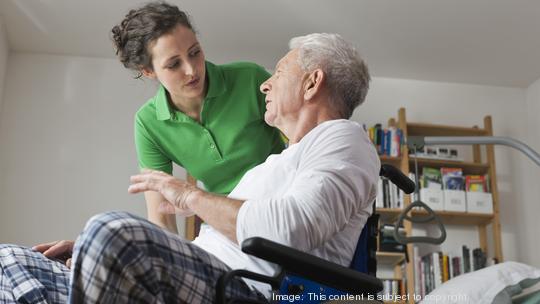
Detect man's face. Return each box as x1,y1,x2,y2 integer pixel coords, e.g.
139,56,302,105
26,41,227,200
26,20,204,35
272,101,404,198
260,49,305,128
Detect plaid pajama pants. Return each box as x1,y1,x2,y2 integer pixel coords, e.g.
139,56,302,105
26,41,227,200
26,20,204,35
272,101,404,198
0,211,267,304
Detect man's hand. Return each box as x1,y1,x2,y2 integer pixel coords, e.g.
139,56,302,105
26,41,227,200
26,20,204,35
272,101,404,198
33,240,74,268
129,169,200,216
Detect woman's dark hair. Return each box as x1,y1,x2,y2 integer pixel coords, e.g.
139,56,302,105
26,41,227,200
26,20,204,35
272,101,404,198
111,1,195,78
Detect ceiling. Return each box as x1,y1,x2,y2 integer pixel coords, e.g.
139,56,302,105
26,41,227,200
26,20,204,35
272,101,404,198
1,0,539,88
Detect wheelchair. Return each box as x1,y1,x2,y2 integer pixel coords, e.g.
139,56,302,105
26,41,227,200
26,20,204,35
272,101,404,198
215,164,416,304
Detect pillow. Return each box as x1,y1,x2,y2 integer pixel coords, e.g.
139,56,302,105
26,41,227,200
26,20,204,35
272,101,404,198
420,261,540,304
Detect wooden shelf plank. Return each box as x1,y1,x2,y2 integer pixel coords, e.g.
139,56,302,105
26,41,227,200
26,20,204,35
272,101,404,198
408,157,490,175
376,208,494,225
407,122,488,136
377,208,403,223
380,155,402,165
377,251,406,265
417,210,494,225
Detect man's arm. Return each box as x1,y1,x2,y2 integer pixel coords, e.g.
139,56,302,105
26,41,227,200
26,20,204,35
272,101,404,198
186,191,243,243
128,169,243,243
144,191,179,234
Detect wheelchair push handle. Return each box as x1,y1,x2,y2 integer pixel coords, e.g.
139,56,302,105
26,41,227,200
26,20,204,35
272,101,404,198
380,164,416,194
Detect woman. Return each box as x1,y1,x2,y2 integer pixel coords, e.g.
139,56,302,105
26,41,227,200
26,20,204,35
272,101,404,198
111,2,285,232
0,2,283,303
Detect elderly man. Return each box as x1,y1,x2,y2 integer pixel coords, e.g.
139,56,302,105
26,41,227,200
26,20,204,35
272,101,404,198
0,33,379,303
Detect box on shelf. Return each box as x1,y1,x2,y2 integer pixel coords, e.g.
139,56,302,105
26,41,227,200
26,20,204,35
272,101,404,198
443,190,467,212
466,192,493,214
419,188,444,211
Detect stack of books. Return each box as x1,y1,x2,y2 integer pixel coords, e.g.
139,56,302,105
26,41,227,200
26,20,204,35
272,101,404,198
366,123,404,157
412,246,488,297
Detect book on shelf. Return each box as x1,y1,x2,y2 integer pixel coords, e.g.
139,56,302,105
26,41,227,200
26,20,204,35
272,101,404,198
379,224,406,253
376,177,405,209
465,175,487,192
473,248,487,270
441,167,465,190
367,124,404,157
422,167,442,189
414,246,488,297
413,246,422,297
413,167,492,195
378,278,404,299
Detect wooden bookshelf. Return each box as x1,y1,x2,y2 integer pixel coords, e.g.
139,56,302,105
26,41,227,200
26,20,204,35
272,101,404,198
377,108,503,303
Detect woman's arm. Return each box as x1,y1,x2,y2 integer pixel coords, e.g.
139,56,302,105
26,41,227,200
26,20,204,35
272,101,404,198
144,191,178,234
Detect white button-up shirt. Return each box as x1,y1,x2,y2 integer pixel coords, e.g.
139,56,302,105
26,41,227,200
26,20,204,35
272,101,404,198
193,119,380,296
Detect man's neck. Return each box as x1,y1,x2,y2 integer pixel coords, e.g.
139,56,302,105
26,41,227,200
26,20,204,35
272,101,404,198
286,106,340,145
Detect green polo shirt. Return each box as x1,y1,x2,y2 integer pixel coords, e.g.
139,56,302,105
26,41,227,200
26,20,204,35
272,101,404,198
134,61,284,195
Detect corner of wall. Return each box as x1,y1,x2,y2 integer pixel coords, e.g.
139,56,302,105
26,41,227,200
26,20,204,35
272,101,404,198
520,78,540,266
0,16,9,118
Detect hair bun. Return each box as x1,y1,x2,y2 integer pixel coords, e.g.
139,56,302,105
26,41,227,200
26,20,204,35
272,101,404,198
111,26,123,45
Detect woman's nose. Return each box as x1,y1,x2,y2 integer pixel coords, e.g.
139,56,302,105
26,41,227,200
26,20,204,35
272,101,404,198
184,63,194,76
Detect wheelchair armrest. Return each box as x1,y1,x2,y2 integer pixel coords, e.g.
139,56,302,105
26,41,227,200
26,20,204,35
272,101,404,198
241,237,383,295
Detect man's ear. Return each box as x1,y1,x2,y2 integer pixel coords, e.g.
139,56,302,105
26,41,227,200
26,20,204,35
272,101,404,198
141,68,156,79
303,69,324,101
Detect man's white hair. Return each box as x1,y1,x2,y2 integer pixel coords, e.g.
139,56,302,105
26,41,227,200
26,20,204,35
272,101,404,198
289,33,370,118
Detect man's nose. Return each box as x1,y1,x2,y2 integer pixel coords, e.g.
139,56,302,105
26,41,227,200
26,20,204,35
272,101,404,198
260,80,270,94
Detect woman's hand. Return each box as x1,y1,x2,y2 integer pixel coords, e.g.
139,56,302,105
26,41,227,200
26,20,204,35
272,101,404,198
33,240,74,268
129,169,200,216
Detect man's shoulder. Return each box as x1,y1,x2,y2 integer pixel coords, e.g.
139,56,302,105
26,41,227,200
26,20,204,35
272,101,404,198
304,120,376,156
315,119,365,137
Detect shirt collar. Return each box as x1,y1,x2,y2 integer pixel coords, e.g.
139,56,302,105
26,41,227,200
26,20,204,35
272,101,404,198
155,61,226,121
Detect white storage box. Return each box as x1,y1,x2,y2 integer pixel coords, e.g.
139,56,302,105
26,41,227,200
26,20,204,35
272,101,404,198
466,192,493,214
443,190,467,212
420,188,444,211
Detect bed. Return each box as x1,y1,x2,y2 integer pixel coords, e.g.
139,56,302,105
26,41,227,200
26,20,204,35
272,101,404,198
421,261,540,304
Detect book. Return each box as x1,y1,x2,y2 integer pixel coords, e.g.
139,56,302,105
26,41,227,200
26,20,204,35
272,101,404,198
462,245,471,273
441,167,464,190
376,178,384,208
367,124,404,157
465,175,487,192
423,167,442,189
379,225,406,252
442,254,449,282
473,248,487,270
451,256,461,277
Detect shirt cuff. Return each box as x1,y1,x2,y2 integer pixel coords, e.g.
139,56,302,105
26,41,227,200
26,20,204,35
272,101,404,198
236,199,254,244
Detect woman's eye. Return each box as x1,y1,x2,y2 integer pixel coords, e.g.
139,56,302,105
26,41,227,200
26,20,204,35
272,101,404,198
190,50,201,57
168,61,180,69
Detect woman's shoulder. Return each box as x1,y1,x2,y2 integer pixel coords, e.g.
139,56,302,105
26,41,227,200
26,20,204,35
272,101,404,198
217,61,269,78
134,95,159,122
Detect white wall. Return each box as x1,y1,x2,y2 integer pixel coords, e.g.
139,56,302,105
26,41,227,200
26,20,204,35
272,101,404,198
352,78,528,266
0,53,188,245
0,16,8,119
0,51,533,268
516,78,540,267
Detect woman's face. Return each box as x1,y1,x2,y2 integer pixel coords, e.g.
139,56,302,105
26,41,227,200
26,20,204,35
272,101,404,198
144,24,206,102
